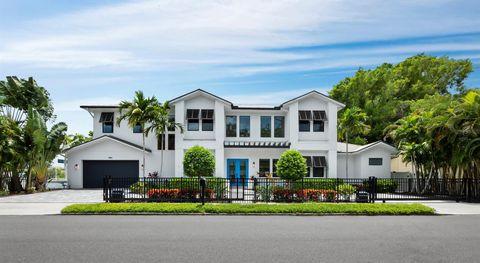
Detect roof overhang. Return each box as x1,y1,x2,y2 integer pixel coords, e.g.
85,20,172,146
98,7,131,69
337,141,397,155
64,135,152,154
280,90,345,109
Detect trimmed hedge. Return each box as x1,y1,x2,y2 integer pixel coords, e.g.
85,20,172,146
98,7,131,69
129,178,228,198
61,203,436,215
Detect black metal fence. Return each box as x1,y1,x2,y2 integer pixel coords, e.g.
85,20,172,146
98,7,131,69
103,176,480,203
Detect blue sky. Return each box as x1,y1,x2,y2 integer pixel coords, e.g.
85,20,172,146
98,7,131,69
1,0,479,135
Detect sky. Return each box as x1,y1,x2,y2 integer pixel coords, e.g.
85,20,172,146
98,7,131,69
1,0,479,135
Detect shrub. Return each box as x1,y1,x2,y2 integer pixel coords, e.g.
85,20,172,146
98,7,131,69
276,150,307,181
290,178,344,190
129,182,146,194
183,146,215,177
272,189,338,202
147,189,180,199
363,179,398,193
337,184,356,196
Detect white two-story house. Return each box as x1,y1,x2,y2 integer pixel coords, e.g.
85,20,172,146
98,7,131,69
65,89,395,188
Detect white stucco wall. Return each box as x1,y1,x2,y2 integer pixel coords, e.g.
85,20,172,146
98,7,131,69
337,146,393,179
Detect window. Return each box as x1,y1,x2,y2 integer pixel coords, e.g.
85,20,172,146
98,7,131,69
168,134,175,150
312,110,327,121
168,116,175,131
274,116,285,137
313,167,325,177
304,156,312,177
157,134,165,150
298,110,312,121
186,109,200,131
369,158,383,166
99,112,114,133
260,116,271,137
102,122,114,133
239,116,250,137
226,116,237,137
201,109,214,131
133,123,143,133
299,120,310,132
272,159,279,177
259,159,270,176
313,120,324,132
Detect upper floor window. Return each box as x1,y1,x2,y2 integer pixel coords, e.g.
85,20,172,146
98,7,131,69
186,109,200,131
99,112,114,133
157,134,165,150
239,116,250,137
298,110,311,132
168,116,175,131
201,109,214,131
226,116,237,137
274,116,285,137
369,158,383,166
299,110,327,132
260,116,271,137
133,123,143,133
168,134,175,150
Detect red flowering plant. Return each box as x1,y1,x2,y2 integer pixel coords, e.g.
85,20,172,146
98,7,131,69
147,189,180,199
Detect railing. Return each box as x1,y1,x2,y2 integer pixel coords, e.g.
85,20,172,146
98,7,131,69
103,176,480,203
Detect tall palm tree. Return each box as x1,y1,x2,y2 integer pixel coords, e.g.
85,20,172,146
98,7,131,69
117,91,158,177
338,107,370,178
145,101,184,177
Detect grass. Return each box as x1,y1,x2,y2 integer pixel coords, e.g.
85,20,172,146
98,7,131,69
61,203,435,215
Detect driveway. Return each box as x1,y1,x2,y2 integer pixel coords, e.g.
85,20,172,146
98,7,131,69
0,190,103,215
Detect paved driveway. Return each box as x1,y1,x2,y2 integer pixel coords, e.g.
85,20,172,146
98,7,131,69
0,190,103,215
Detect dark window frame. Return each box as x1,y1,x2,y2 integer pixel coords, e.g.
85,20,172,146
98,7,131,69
187,119,199,131
168,134,175,150
102,122,114,133
313,120,324,132
299,120,310,132
260,116,271,138
259,159,270,175
202,119,214,131
274,116,285,137
133,123,143,133
369,158,383,166
239,116,250,137
226,116,237,137
157,134,166,150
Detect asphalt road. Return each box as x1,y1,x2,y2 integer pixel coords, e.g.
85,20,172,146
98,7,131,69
1,215,479,263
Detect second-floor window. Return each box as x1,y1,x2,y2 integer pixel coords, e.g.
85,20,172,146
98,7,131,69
299,110,327,132
133,123,143,133
239,116,250,137
99,112,114,133
260,116,271,137
201,109,214,131
226,116,237,137
186,109,200,131
274,116,285,137
299,110,311,132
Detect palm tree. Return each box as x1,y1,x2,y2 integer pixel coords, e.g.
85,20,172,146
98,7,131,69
116,91,158,177
338,107,370,178
145,101,184,177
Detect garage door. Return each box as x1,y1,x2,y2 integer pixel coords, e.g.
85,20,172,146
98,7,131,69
83,160,139,188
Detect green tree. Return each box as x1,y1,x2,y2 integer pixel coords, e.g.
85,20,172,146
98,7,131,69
64,132,93,148
338,106,370,178
276,150,307,181
117,91,158,177
183,146,215,177
145,101,183,176
330,55,473,142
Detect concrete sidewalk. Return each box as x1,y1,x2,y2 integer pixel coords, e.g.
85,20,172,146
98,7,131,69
0,203,72,215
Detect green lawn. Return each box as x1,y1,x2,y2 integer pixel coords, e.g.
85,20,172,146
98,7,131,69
61,203,435,215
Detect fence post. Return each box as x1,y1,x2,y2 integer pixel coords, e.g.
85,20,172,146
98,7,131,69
107,176,112,203
368,176,377,203
200,177,206,205
253,178,258,203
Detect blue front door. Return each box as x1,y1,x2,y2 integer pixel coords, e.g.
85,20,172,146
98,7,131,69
227,159,249,187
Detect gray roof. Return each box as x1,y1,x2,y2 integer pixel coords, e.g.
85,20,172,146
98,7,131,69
337,141,396,154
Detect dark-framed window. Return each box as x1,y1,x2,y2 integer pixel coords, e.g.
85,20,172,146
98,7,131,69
299,120,310,132
274,116,285,137
260,116,271,137
187,119,199,131
202,119,214,131
272,159,279,177
102,122,114,133
133,123,143,133
369,158,383,166
312,110,327,121
201,109,214,131
226,116,237,137
157,134,165,150
313,167,325,177
168,134,175,150
239,116,250,137
259,159,270,175
99,112,114,133
304,156,312,177
168,116,175,131
298,110,312,121
313,120,324,132
186,109,200,131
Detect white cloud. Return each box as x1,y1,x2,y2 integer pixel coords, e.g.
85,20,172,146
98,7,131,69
54,97,122,112
223,88,327,106
1,0,478,73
